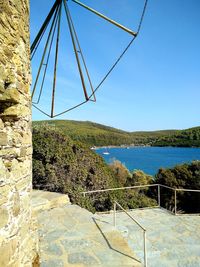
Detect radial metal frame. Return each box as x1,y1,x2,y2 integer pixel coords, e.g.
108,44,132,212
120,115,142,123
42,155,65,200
31,0,148,118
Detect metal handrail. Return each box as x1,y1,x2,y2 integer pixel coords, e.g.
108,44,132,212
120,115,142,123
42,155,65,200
173,187,200,215
159,184,175,191
175,188,200,192
82,184,200,215
114,201,147,267
82,184,159,197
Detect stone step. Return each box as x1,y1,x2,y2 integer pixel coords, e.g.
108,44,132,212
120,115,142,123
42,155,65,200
31,190,71,214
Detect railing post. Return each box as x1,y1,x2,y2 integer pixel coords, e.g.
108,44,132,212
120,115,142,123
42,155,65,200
144,230,147,267
158,184,161,207
174,189,177,215
113,202,116,227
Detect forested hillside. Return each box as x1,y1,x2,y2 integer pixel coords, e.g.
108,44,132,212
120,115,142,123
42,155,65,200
153,127,200,147
33,120,200,147
32,124,200,213
32,124,156,212
33,120,134,146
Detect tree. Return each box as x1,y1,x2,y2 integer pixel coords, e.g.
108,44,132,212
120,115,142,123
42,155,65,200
155,161,200,213
109,160,131,186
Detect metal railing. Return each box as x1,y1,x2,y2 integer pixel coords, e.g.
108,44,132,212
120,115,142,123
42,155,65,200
82,185,200,267
174,187,200,215
82,184,200,215
82,184,157,197
113,201,147,267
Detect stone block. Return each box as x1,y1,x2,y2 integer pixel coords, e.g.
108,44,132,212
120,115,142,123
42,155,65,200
0,88,23,104
11,190,20,217
2,104,30,117
0,118,4,129
20,146,32,157
0,80,4,93
11,131,23,146
16,176,31,192
19,220,30,241
0,239,18,267
0,205,9,228
0,184,11,198
0,147,21,158
0,132,8,145
0,65,6,81
0,194,7,206
0,158,8,179
22,133,31,145
10,159,31,182
20,193,31,211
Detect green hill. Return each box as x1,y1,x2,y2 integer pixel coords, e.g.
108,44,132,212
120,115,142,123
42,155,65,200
32,124,156,212
33,120,136,146
33,120,200,147
153,126,200,147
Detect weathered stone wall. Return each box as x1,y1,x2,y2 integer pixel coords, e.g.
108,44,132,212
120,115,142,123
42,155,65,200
0,0,38,266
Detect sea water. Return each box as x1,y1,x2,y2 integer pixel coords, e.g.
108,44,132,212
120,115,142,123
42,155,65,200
95,147,200,176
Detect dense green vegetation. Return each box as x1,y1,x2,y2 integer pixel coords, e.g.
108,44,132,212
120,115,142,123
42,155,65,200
33,120,200,147
153,127,200,147
155,161,200,213
32,122,200,214
32,124,156,212
33,120,135,146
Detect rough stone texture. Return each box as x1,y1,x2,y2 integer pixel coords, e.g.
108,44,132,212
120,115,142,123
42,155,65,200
33,190,141,267
31,190,71,214
100,208,200,267
0,0,38,266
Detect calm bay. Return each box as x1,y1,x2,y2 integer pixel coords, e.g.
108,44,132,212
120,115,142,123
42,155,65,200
95,147,200,176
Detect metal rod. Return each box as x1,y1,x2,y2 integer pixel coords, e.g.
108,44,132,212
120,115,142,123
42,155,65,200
51,4,62,117
31,24,47,60
175,188,200,192
52,98,88,117
67,5,96,102
159,184,175,191
82,184,159,195
31,0,61,53
144,231,147,267
114,201,147,266
113,202,116,227
33,6,60,105
158,184,161,207
174,190,177,215
31,5,60,99
115,201,146,231
63,0,89,101
72,0,137,37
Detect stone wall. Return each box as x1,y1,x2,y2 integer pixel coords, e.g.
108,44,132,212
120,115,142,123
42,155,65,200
0,0,38,266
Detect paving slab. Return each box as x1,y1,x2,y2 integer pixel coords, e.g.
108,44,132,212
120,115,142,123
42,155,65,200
33,190,200,266
100,208,200,267
36,202,142,267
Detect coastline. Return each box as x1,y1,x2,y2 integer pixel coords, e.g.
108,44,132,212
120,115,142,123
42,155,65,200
91,144,151,150
91,145,200,150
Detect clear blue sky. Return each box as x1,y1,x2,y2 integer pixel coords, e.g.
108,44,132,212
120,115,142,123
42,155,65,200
30,0,200,131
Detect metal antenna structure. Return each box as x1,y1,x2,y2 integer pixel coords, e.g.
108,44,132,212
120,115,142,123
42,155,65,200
31,0,148,118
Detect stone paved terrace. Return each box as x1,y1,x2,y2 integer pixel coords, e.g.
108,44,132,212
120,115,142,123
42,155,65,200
32,191,200,267
100,208,200,267
32,191,142,267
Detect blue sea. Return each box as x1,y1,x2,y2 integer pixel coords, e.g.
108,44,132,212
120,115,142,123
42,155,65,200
95,147,200,176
